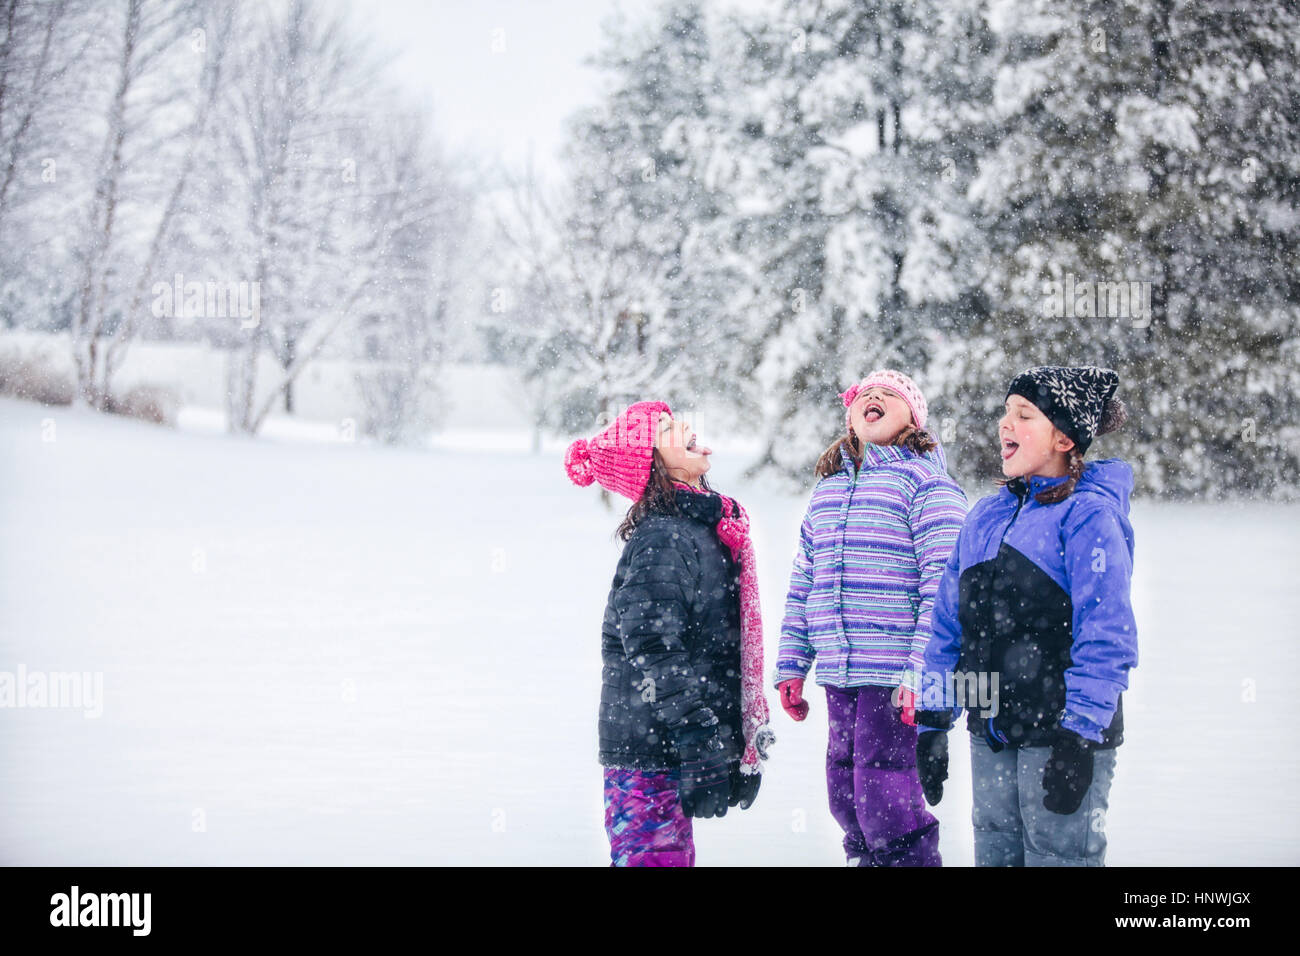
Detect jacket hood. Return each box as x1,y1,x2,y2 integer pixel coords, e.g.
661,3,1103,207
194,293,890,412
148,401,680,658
1074,458,1134,514
928,440,949,474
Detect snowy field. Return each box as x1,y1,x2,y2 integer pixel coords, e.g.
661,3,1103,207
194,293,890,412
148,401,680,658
1,394,1298,866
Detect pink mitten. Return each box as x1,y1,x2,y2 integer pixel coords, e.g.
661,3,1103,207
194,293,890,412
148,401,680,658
899,686,917,726
778,678,809,721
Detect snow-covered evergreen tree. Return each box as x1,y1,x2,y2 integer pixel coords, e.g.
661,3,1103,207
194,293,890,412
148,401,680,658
705,0,989,484
960,0,1300,495
495,1,736,438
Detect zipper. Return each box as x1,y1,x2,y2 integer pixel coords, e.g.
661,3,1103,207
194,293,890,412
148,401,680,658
832,456,861,680
1000,481,1029,543
991,482,1028,592
978,480,1028,744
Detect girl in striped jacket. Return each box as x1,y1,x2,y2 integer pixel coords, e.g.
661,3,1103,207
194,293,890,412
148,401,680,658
774,369,967,866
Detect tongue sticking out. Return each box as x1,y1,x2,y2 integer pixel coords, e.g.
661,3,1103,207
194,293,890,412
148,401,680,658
865,408,883,423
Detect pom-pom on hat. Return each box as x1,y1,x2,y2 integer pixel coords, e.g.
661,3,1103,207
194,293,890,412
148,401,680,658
565,400,672,501
839,369,929,431
1006,365,1123,455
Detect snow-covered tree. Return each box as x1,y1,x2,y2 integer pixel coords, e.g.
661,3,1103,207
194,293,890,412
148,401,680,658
960,0,1300,495
353,117,475,445
0,0,96,334
62,0,225,407
205,0,434,434
494,1,737,439
705,0,990,483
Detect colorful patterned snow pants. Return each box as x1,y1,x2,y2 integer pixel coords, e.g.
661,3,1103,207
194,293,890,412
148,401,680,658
603,767,695,867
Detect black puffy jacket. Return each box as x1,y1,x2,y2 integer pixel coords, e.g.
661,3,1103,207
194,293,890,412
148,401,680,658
598,489,744,770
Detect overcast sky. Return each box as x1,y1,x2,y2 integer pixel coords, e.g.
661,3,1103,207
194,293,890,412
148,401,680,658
327,0,664,183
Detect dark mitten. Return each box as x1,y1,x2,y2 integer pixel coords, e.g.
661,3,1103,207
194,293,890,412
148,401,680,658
727,763,762,810
915,709,953,732
1042,730,1095,815
678,735,732,819
916,730,949,806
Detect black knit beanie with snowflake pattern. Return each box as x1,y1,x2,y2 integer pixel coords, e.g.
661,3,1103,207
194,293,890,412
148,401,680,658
1006,366,1126,455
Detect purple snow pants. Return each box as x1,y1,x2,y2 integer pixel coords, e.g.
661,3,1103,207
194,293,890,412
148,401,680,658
826,684,941,866
603,768,695,867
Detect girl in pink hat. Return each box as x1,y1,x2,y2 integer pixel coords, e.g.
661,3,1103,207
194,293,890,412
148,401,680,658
773,370,967,866
566,401,773,866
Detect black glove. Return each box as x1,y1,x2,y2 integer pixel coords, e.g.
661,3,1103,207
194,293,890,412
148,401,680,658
727,762,762,810
916,730,948,806
678,735,732,819
1042,730,1095,815
915,709,953,732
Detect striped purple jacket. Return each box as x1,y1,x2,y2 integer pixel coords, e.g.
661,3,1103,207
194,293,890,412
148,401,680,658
775,440,968,690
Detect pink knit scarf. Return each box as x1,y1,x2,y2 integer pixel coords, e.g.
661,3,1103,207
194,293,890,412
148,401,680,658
673,482,774,774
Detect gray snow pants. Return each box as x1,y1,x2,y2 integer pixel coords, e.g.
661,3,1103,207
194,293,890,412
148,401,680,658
969,732,1118,867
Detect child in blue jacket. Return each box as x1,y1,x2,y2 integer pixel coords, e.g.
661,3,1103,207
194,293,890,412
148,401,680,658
914,366,1138,866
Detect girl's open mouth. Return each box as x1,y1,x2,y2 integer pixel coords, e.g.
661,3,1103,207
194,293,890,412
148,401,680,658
864,402,885,423
1001,437,1019,460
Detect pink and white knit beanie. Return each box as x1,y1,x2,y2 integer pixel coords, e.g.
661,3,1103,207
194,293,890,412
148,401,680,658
565,401,672,501
839,369,928,431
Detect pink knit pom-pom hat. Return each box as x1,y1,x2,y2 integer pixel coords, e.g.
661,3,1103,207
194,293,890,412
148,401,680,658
838,369,928,431
564,400,672,501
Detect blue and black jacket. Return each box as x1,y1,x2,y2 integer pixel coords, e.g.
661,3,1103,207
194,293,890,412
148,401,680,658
919,459,1139,749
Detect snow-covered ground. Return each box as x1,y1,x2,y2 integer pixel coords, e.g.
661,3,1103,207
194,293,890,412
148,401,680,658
1,394,1297,865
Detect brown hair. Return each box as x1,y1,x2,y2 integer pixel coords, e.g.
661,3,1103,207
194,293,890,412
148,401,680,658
814,425,939,479
616,449,714,541
998,445,1085,505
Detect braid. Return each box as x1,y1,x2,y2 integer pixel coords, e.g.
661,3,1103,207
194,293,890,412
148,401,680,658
815,432,862,479
1035,447,1085,504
